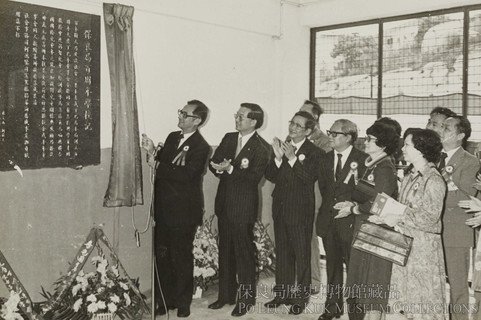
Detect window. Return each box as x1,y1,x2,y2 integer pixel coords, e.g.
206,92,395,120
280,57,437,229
311,5,481,140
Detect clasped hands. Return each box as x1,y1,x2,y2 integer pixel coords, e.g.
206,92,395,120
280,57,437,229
458,195,481,228
210,159,232,172
333,201,355,219
272,137,296,161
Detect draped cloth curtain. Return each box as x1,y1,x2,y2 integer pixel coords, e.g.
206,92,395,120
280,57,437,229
103,3,143,207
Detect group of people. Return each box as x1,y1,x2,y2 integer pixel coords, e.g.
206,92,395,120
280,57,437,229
141,100,481,320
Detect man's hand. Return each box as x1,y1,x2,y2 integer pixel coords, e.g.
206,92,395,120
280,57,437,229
368,215,384,225
210,159,232,172
272,137,284,161
458,195,481,213
473,173,481,191
333,201,354,210
334,206,352,219
466,212,481,228
281,141,296,161
141,134,155,154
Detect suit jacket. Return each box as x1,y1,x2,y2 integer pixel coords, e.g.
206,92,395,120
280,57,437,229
442,147,480,247
316,147,368,237
155,130,211,227
309,126,332,153
265,139,324,226
210,131,271,224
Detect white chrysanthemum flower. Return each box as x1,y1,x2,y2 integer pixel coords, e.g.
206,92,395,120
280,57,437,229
85,240,93,249
86,294,97,303
96,300,106,310
111,265,119,277
73,298,83,312
108,302,118,313
119,282,129,290
87,302,99,313
110,294,120,304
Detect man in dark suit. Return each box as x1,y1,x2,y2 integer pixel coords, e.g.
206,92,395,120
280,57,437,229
298,99,331,295
316,119,368,320
208,103,271,317
264,111,323,315
142,100,211,318
439,115,479,320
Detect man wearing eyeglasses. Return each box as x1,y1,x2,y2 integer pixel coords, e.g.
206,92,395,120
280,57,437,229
142,100,211,318
316,119,367,320
264,111,323,315
297,100,331,296
208,103,271,317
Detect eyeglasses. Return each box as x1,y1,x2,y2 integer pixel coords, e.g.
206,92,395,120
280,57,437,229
234,114,249,121
365,136,378,142
178,110,199,119
288,121,306,130
327,130,347,137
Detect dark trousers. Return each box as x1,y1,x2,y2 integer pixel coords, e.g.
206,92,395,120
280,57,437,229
154,222,197,309
322,222,357,318
217,216,256,305
273,218,312,303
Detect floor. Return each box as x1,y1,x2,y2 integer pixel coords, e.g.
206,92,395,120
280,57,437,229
146,274,339,320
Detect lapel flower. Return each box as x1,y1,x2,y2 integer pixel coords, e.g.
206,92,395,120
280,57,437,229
367,174,374,182
445,165,453,174
350,162,358,170
298,154,306,162
241,158,249,169
183,146,190,152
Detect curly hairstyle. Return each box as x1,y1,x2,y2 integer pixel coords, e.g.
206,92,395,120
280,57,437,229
406,128,443,164
366,122,399,155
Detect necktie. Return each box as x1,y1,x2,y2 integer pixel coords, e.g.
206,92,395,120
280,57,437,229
335,153,343,182
438,152,447,171
235,135,242,157
177,133,184,148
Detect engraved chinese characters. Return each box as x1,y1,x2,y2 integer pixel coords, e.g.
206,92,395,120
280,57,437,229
0,2,100,169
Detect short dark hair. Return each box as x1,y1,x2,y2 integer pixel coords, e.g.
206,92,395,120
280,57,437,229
303,100,324,119
294,111,316,131
367,122,399,155
449,115,472,145
430,107,456,118
407,128,443,164
375,117,402,136
188,99,209,126
241,103,264,129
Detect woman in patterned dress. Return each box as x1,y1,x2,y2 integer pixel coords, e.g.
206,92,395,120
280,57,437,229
374,128,447,320
335,121,400,320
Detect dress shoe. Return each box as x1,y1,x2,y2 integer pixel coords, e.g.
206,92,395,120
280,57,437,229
177,307,190,318
289,303,306,315
208,300,235,310
318,312,341,320
264,298,288,308
231,303,253,317
155,305,175,315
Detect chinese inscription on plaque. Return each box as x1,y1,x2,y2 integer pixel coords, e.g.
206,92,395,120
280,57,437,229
0,1,100,170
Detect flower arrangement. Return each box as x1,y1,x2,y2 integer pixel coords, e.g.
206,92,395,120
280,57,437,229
0,292,22,320
193,216,219,291
42,252,148,320
253,220,276,276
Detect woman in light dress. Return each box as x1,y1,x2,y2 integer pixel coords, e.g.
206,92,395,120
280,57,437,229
372,128,447,320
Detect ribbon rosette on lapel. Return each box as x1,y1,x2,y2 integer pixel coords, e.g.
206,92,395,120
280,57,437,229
343,161,358,184
172,145,189,166
298,154,306,163
443,165,459,191
240,158,249,169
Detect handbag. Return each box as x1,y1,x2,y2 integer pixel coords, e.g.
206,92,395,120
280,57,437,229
352,178,377,203
352,221,413,266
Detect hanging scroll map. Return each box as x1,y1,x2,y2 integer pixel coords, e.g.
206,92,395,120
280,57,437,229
0,1,100,170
